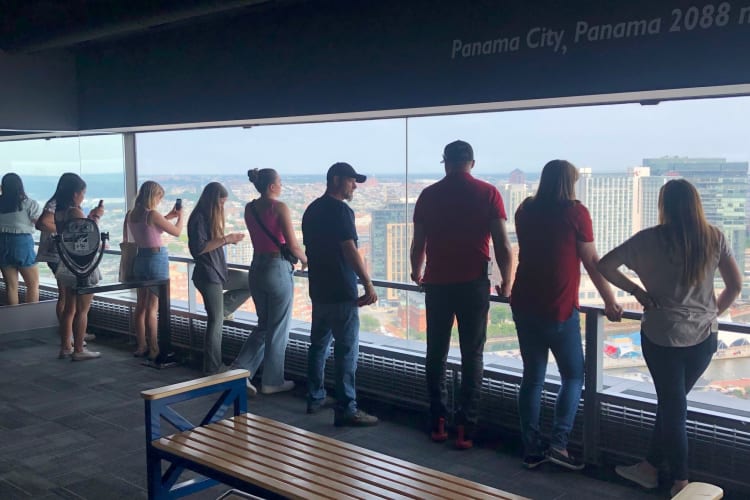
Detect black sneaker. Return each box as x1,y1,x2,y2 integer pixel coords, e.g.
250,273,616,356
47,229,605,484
306,396,336,414
546,448,585,471
522,454,549,469
334,410,379,427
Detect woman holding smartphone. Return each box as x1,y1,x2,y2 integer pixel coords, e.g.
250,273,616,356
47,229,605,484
126,181,183,359
188,182,251,375
54,173,103,361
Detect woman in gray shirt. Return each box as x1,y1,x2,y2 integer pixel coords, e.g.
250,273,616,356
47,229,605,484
187,182,251,375
598,179,742,497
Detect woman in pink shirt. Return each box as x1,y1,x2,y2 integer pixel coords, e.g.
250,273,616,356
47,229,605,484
126,181,183,359
231,168,307,395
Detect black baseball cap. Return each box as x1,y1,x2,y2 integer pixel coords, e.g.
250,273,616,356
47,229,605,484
327,162,367,183
442,140,474,163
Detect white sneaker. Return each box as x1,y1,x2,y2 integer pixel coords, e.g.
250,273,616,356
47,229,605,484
246,379,258,397
71,349,101,361
615,463,658,489
84,333,96,342
58,348,73,359
261,380,295,395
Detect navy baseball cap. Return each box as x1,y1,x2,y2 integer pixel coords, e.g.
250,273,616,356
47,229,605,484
327,162,367,183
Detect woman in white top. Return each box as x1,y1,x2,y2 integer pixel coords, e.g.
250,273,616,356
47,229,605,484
598,179,742,496
0,173,42,305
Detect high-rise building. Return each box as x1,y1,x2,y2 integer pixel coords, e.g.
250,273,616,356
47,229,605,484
643,157,748,282
639,174,669,230
371,202,415,301
577,167,648,256
498,181,530,230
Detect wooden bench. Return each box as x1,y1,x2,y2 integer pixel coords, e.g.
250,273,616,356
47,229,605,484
671,482,723,499
142,369,527,500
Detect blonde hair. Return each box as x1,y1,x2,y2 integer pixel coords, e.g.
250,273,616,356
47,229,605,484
658,179,719,286
534,160,579,203
134,181,164,210
191,182,228,240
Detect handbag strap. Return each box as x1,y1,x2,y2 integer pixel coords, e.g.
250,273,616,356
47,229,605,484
250,201,283,251
123,210,135,243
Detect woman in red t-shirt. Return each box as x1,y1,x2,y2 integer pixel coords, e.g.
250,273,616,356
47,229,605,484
511,160,622,470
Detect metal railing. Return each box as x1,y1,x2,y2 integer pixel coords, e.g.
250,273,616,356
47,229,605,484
26,247,750,493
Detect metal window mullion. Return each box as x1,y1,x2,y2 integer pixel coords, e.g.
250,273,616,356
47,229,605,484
583,310,604,464
123,132,138,210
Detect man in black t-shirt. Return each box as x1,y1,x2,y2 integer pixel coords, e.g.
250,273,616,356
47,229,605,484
302,162,378,427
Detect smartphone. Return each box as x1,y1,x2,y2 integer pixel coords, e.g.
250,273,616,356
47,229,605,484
175,198,183,210
98,199,104,208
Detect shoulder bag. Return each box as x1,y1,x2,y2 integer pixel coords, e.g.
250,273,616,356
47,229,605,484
119,210,138,281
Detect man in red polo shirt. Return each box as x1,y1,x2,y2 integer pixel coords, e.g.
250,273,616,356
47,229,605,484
410,140,513,449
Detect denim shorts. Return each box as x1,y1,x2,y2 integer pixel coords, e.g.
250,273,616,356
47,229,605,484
133,247,169,282
0,233,36,268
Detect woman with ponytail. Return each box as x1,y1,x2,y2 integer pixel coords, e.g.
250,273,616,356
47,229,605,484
231,168,306,395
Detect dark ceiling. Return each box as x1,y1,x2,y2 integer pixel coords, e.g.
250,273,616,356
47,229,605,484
0,0,295,53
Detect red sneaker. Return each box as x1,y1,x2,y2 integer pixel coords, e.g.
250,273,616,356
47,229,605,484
430,417,448,442
455,425,473,450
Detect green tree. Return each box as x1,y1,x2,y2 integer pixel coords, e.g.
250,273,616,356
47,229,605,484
360,315,380,332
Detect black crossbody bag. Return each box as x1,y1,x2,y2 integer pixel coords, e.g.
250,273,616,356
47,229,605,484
249,201,299,265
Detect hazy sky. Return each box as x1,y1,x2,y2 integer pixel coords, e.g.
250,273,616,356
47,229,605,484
3,96,750,177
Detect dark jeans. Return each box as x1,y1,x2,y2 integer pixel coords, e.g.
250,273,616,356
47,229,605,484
642,331,717,481
307,301,360,416
514,309,583,455
424,278,489,431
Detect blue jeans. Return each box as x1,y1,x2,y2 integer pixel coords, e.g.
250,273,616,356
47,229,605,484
0,233,36,267
307,301,359,416
134,247,169,295
642,331,717,481
514,309,583,455
232,256,294,386
195,269,252,374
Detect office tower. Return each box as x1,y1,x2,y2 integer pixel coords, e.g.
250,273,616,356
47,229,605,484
639,174,669,230
498,180,530,230
371,202,415,302
643,157,748,282
577,167,648,256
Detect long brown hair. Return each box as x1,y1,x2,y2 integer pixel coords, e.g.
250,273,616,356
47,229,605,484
658,179,719,286
190,182,228,239
533,160,579,203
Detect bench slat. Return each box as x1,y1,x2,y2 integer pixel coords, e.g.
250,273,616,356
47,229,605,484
141,369,249,400
196,424,455,499
156,435,371,500
189,427,435,499
212,418,487,499
235,413,525,499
